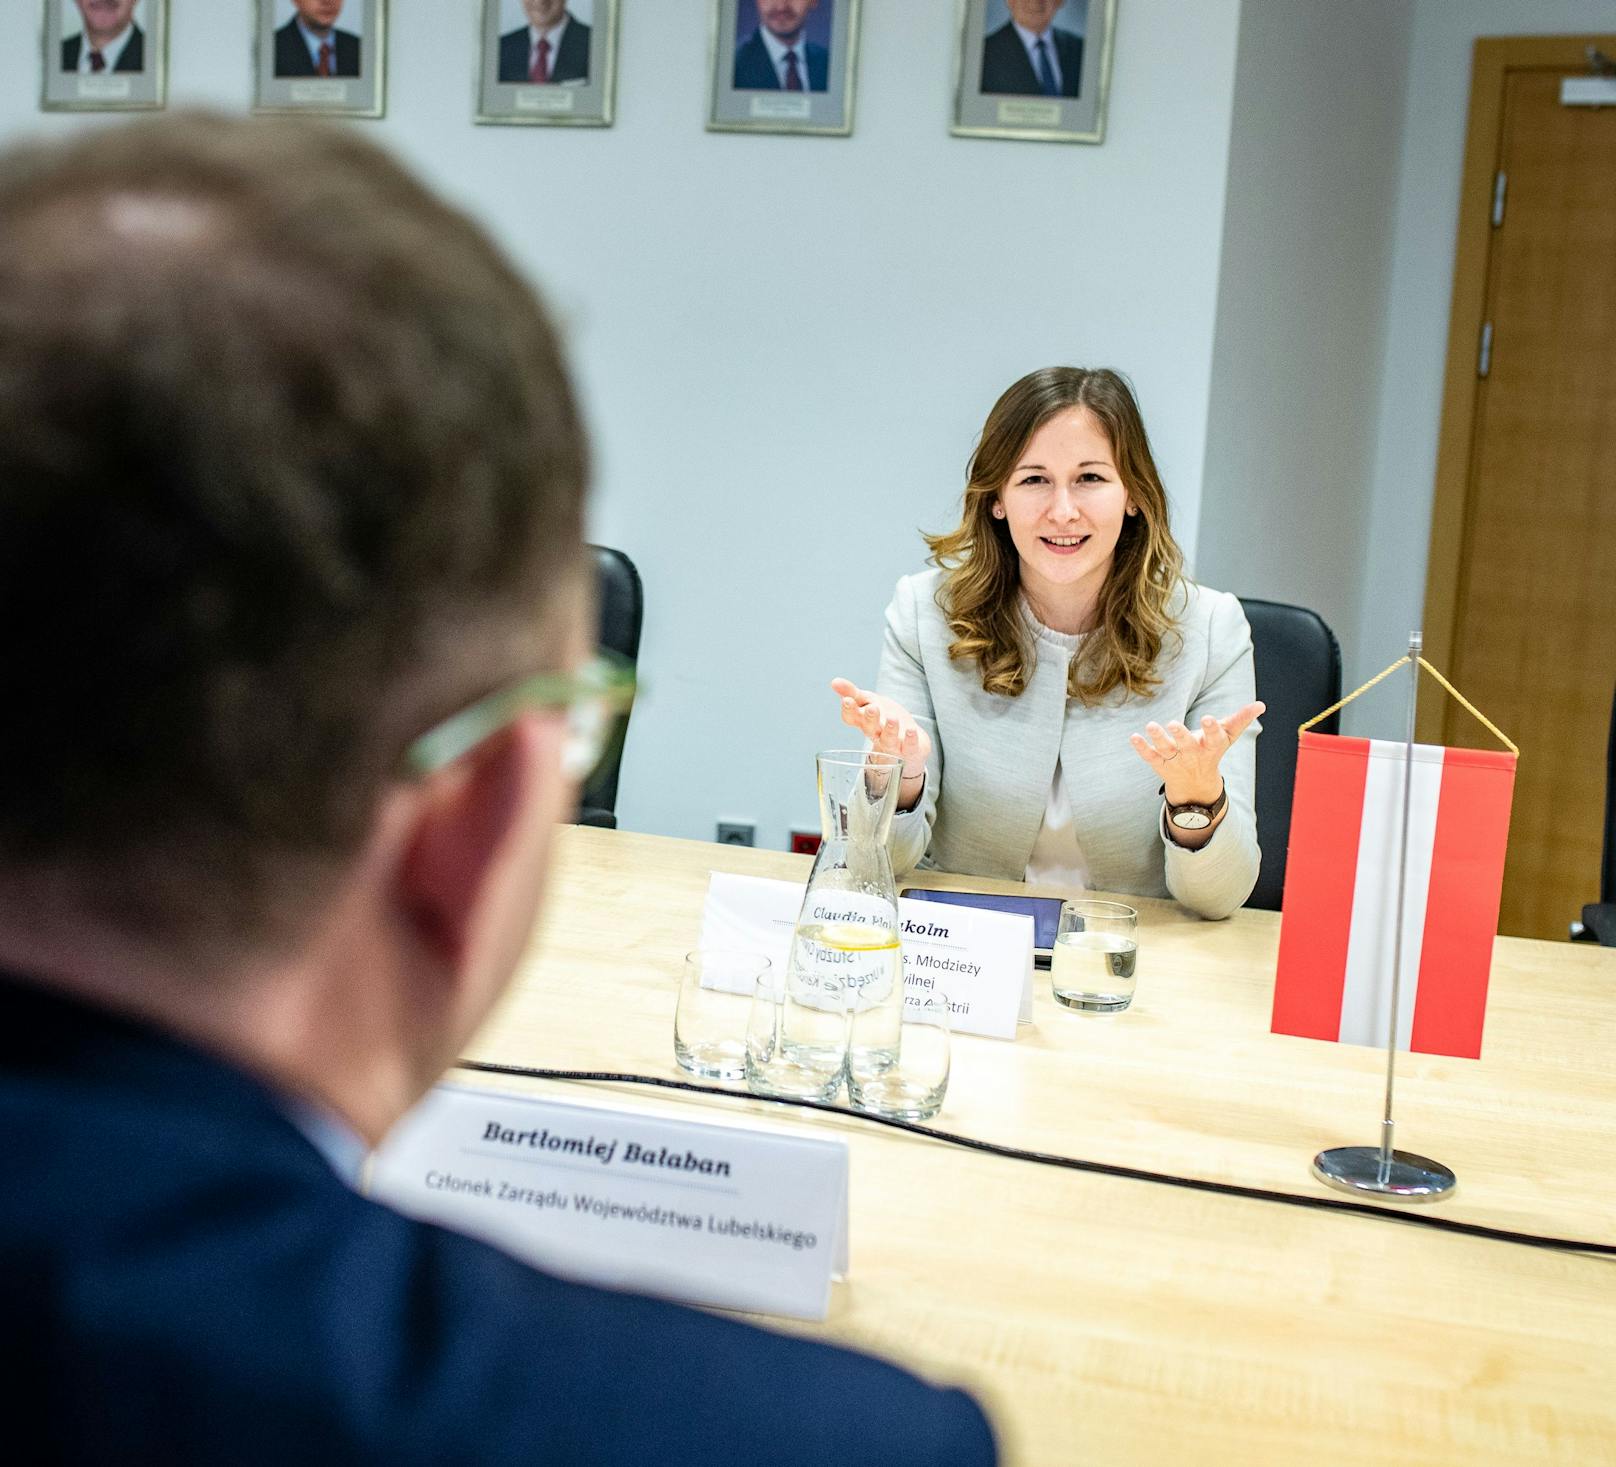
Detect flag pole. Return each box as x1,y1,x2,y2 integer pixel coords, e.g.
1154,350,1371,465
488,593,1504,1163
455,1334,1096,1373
1311,632,1457,1203
1377,629,1420,1183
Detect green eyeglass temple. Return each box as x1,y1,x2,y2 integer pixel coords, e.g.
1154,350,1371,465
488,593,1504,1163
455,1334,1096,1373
403,650,637,780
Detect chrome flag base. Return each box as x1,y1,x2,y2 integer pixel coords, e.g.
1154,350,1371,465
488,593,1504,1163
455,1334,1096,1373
1312,1145,1456,1203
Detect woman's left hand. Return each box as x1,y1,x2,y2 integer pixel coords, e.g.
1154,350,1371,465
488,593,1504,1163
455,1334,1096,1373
1127,702,1265,806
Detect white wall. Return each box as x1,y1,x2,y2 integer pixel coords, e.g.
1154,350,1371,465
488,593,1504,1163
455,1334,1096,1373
0,0,1244,849
1352,0,1615,726
1196,0,1412,669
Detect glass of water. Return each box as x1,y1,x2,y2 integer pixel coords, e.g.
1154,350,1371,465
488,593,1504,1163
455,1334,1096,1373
1051,900,1139,1013
847,989,951,1121
745,964,849,1103
674,950,770,1081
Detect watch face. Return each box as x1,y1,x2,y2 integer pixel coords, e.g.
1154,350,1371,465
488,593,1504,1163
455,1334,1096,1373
1171,808,1212,831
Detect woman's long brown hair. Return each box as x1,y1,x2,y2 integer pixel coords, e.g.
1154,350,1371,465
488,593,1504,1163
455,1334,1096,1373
924,367,1184,703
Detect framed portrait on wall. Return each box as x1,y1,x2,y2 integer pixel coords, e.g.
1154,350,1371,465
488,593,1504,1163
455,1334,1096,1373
708,0,861,137
476,0,619,127
952,0,1117,143
40,0,168,111
254,0,387,118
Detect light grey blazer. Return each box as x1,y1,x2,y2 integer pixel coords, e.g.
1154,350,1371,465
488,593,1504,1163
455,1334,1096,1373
877,568,1261,919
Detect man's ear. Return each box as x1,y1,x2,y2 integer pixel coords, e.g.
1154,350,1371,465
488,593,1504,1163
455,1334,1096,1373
397,716,550,971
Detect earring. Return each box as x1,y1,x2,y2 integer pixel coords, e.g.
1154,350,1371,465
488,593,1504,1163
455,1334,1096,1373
992,503,1006,519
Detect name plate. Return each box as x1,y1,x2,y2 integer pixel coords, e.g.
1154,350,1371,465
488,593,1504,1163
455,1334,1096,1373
749,94,812,121
77,76,133,100
1561,76,1616,106
368,1084,849,1321
997,99,1062,127
516,88,576,113
700,873,1033,1040
290,80,349,104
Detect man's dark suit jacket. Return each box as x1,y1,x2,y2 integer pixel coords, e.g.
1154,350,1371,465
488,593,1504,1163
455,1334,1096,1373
732,29,829,92
979,21,1083,98
273,19,362,79
61,25,145,73
0,976,997,1465
497,18,591,84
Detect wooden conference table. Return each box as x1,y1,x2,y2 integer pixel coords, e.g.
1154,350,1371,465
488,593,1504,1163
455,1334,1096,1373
460,826,1616,1466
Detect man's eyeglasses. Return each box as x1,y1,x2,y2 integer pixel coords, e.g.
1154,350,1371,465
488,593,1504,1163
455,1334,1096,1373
402,650,637,782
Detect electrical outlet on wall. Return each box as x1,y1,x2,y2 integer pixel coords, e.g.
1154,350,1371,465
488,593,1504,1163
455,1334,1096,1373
789,830,822,856
716,822,755,847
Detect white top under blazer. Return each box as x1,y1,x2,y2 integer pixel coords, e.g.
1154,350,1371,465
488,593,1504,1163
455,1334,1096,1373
876,568,1262,920
1020,613,1093,891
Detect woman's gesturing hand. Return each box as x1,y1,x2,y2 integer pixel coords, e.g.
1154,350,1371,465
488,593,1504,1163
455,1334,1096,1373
830,678,932,781
1127,702,1265,806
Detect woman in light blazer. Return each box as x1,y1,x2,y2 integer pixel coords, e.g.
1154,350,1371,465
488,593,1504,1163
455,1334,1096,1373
832,367,1264,919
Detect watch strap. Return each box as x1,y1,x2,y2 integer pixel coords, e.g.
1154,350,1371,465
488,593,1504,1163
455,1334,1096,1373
1160,782,1228,820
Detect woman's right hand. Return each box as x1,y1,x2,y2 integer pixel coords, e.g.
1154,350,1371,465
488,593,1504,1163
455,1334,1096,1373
829,678,932,784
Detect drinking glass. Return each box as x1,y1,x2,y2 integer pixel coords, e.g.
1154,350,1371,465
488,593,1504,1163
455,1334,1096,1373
847,990,951,1121
674,950,770,1081
1051,900,1139,1012
745,965,849,1103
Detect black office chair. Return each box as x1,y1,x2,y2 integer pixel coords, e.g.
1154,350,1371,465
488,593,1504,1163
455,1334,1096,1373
577,545,642,830
1238,599,1342,912
1570,681,1616,946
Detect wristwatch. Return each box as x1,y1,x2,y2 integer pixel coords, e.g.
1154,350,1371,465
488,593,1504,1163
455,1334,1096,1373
1161,783,1227,831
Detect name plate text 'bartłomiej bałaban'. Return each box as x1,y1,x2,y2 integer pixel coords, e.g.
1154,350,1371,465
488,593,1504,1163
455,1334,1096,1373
368,1083,850,1320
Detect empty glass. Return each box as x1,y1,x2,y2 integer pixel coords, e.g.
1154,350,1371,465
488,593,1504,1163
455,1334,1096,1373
1051,900,1139,1012
674,950,770,1081
745,965,850,1103
847,990,951,1121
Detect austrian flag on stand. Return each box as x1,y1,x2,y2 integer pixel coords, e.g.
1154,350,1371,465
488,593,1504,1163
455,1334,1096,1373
1271,733,1517,1060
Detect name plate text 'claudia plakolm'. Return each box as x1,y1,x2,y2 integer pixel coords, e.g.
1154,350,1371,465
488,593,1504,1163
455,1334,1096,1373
701,872,1033,1039
367,1084,850,1320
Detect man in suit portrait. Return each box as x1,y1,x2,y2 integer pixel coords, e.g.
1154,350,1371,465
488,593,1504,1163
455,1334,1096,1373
981,0,1084,98
733,0,830,93
0,112,998,1467
273,0,362,79
61,0,145,74
498,0,591,85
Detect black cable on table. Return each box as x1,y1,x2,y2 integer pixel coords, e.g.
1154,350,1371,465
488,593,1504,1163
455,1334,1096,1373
454,1059,1616,1261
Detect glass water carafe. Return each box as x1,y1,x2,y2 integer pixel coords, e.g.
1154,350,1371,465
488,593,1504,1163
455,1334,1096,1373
749,749,905,1102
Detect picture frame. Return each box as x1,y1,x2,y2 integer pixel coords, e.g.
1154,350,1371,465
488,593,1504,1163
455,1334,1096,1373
40,0,168,111
951,0,1117,144
476,0,619,128
707,0,860,138
253,0,386,119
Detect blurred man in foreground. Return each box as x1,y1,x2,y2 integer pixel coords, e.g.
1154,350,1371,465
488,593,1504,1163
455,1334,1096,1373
0,113,995,1466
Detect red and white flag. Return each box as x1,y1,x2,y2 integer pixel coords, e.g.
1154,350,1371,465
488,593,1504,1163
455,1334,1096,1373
1271,733,1516,1060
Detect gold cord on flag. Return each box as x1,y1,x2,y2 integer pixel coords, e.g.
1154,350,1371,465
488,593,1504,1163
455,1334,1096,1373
1299,656,1520,757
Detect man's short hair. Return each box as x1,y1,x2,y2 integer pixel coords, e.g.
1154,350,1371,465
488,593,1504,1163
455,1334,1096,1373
0,113,587,953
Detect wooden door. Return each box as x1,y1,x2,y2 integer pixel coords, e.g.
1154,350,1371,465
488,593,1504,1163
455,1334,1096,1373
1430,44,1616,939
